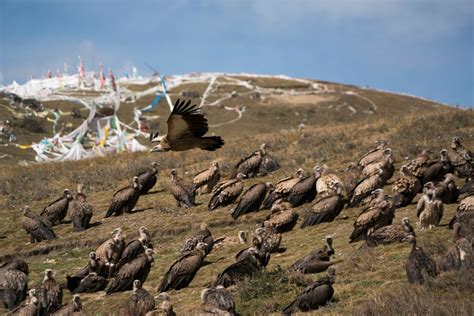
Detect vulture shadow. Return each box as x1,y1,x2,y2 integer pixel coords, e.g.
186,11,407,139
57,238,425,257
88,221,102,228
274,247,287,253
131,207,155,214
144,188,165,195
201,260,215,267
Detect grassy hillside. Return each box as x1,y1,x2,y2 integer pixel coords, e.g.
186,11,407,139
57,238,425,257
0,75,473,315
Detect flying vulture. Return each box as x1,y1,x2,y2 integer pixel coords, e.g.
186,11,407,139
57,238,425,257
193,160,221,195
406,235,438,284
70,184,93,231
125,280,155,316
150,99,224,152
137,162,160,195
105,176,141,217
40,189,73,225
169,169,196,208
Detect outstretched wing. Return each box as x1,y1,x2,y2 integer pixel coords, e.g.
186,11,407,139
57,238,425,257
167,99,209,145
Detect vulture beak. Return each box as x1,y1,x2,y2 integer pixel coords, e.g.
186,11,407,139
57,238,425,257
150,144,165,153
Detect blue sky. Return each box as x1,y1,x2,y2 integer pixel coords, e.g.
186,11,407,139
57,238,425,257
1,0,473,106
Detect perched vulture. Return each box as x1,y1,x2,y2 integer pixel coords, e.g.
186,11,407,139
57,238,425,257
433,173,460,204
263,202,299,233
150,99,224,152
67,252,106,284
51,294,82,315
180,223,214,255
125,280,155,316
416,190,443,229
193,161,221,195
231,182,272,219
262,168,305,209
366,217,415,247
255,226,282,254
282,267,336,314
422,150,453,185
349,167,386,207
437,223,473,272
286,167,320,207
216,248,261,288
459,175,474,195
315,165,343,197
95,228,126,273
403,149,433,181
288,236,338,274
37,269,63,315
208,173,245,210
406,236,438,284
137,162,160,195
11,289,40,316
104,176,141,217
361,148,394,183
0,259,29,310
230,143,267,179
449,193,474,232
349,194,397,243
158,242,207,292
201,286,237,315
70,184,93,231
301,182,346,228
69,272,107,294
358,140,388,167
169,169,196,208
117,226,153,269
235,239,271,269
106,248,154,295
21,205,57,243
338,162,362,199
259,151,280,175
391,165,421,207
156,292,175,316
40,189,73,225
448,136,473,177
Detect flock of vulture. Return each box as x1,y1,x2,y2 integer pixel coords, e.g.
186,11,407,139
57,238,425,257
2,132,473,314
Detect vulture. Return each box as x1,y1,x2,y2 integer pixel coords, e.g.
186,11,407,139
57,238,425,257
448,136,473,177
158,242,207,292
208,173,245,210
0,259,29,310
449,193,474,232
231,182,272,219
349,193,397,243
230,143,267,179
117,226,153,269
259,150,280,175
358,140,388,167
104,176,141,217
301,182,346,228
70,184,93,231
11,289,40,316
150,99,224,152
349,167,386,207
51,294,82,315
106,248,154,295
422,149,453,185
406,235,438,284
21,205,57,242
124,280,155,316
433,173,460,204
437,223,473,272
416,190,443,229
193,160,221,195
201,286,237,315
169,169,196,208
180,223,214,255
404,149,433,181
255,226,282,254
361,148,395,183
95,228,126,272
69,272,107,294
137,162,160,195
40,189,73,225
391,165,422,207
263,202,299,233
67,252,106,281
37,269,63,315
156,292,175,316
216,248,261,288
315,165,343,197
459,175,474,195
282,267,336,315
235,238,271,269
262,168,305,209
366,217,415,247
288,236,339,274
338,162,362,198
285,167,320,207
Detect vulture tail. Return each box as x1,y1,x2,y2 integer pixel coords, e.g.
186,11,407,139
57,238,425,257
157,272,171,293
208,195,220,210
200,136,224,151
104,201,120,218
349,228,365,243
231,204,247,219
66,275,83,293
282,300,297,315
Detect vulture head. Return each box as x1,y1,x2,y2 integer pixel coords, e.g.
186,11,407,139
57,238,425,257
28,289,39,305
452,136,461,148
402,217,414,234
238,231,248,244
111,227,122,236
236,173,247,180
89,252,97,260
77,184,85,195
423,182,435,195
296,168,305,178
196,242,208,253
133,280,142,292
72,294,82,310
406,234,417,251
170,169,178,179
251,234,263,248
43,269,54,282
444,173,455,185
64,189,74,201
151,162,160,173
327,266,337,283
20,205,31,215
400,165,409,175
265,182,274,190
371,188,384,198
439,149,448,161
157,292,172,302
132,176,140,189
421,149,433,156
199,222,208,231
212,160,220,170
313,165,327,178
139,226,149,234
259,143,268,155
376,140,387,150
145,248,154,262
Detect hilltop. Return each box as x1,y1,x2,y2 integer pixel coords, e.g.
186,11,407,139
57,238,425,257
0,73,473,315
